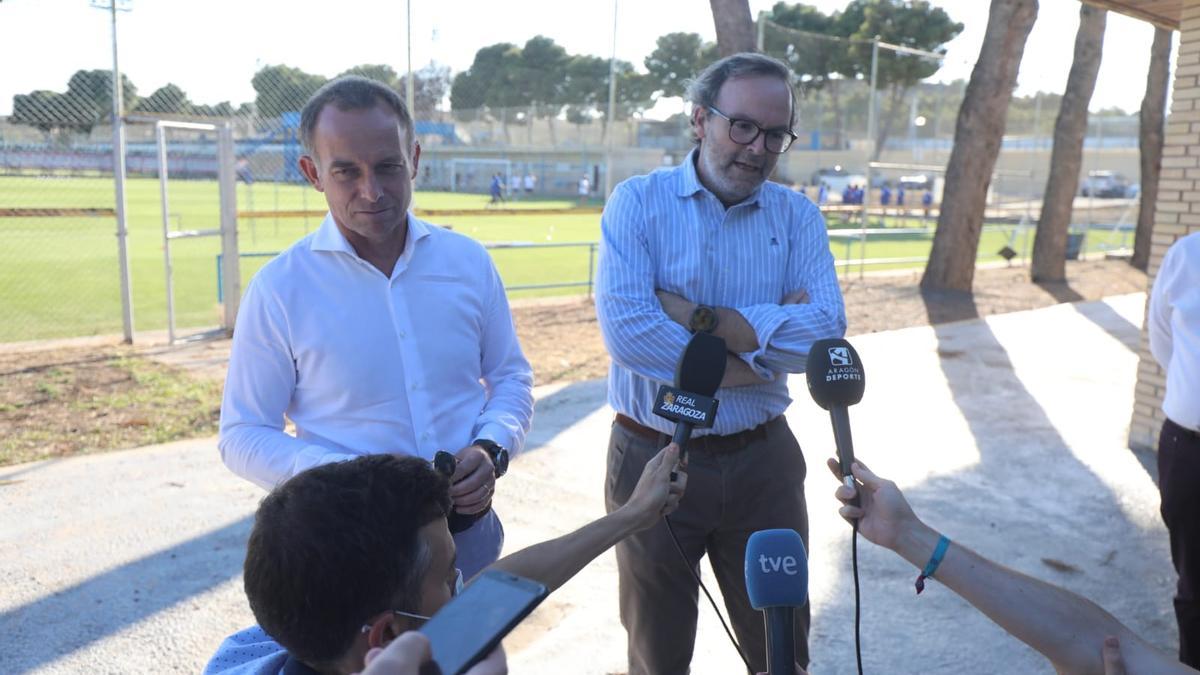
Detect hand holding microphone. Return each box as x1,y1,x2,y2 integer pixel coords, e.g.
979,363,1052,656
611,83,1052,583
805,338,865,501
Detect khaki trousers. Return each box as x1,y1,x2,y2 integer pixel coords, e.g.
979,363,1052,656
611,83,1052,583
605,416,810,675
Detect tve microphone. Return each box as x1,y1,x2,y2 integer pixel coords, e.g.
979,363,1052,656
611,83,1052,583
652,331,726,456
805,338,865,491
745,529,808,675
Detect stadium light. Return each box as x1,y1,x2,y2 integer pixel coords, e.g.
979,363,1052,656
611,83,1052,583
91,0,135,342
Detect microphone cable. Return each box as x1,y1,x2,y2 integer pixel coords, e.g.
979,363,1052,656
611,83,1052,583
852,520,864,675
663,515,754,675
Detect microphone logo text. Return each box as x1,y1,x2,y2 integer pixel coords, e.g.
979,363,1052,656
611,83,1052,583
824,366,862,382
757,554,801,575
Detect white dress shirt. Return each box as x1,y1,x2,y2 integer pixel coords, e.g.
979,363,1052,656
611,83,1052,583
219,213,534,489
1149,231,1200,432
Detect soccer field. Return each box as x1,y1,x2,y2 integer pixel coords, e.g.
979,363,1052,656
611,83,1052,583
0,175,1131,343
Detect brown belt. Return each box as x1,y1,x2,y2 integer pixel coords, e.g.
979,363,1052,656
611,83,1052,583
614,413,777,455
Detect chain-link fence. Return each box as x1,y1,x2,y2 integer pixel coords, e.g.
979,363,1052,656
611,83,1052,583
0,4,1145,343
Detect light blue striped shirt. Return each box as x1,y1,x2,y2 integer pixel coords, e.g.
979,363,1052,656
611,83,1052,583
596,150,846,436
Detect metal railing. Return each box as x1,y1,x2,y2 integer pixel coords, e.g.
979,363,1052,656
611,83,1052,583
217,241,600,303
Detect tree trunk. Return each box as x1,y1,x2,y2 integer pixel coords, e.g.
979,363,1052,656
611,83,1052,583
1133,26,1172,271
921,0,1038,292
1031,4,1106,282
709,0,756,57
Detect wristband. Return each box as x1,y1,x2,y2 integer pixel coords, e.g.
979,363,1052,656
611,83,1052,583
915,534,951,595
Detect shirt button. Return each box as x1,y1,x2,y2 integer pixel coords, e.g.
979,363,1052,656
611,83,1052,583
412,382,420,390
398,331,406,338
421,432,430,440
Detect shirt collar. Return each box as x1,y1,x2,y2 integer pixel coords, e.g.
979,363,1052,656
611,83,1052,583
309,211,434,260
675,147,766,209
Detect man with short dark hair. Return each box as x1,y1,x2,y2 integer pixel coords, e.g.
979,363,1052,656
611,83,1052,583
596,52,845,673
205,445,688,674
219,76,533,578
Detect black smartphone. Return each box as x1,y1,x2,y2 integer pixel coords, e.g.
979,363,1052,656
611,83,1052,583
418,569,547,675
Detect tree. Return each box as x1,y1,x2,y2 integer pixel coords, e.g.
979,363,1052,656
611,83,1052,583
844,0,962,160
337,64,401,89
519,36,570,143
403,64,451,117
10,69,138,134
135,83,190,114
921,0,1038,292
251,65,326,119
1132,26,1172,271
448,43,524,139
644,32,718,100
66,69,140,118
762,2,860,148
1031,4,1106,282
709,0,756,56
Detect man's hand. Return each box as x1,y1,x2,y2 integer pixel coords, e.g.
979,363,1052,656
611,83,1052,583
449,444,496,515
620,444,687,531
826,458,919,552
360,634,507,675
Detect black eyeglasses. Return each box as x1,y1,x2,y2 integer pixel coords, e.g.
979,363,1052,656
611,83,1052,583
706,106,797,154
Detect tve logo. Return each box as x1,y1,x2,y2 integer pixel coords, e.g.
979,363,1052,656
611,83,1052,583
745,529,808,609
757,553,801,576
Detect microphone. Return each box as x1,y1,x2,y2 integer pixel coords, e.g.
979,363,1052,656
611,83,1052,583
805,338,865,492
745,529,808,675
652,331,727,458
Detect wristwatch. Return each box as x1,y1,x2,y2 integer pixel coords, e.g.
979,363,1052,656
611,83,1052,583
688,304,719,333
473,438,510,478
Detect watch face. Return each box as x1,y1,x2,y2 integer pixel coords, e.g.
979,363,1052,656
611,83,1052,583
495,450,509,476
690,306,717,333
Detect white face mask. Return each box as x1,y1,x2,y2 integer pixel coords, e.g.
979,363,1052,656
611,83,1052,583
363,568,464,629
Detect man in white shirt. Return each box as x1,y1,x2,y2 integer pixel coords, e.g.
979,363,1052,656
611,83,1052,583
219,76,534,577
1149,230,1200,668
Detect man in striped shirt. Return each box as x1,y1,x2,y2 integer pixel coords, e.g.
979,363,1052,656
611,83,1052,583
596,53,846,674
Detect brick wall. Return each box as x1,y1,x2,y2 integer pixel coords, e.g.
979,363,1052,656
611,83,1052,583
1129,1,1200,451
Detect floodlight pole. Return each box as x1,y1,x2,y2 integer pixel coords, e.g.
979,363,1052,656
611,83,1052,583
103,0,135,343
861,37,879,280
603,0,618,201
405,0,415,113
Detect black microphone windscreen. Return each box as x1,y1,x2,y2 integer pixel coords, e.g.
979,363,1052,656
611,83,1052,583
805,338,865,410
675,332,727,396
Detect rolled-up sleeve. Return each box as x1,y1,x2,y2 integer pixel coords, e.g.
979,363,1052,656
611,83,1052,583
735,204,846,378
595,182,691,383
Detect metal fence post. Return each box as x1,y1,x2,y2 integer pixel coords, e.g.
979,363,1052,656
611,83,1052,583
588,242,597,299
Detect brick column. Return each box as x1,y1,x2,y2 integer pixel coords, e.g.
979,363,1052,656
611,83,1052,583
1129,2,1200,451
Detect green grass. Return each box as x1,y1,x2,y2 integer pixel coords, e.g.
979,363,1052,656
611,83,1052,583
0,174,1133,342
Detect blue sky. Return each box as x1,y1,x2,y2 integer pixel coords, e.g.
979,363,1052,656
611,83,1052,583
0,0,1170,117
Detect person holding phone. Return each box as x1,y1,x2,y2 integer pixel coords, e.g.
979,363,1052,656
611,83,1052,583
204,445,687,675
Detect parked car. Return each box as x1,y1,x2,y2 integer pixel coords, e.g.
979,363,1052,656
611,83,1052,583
1080,170,1130,198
